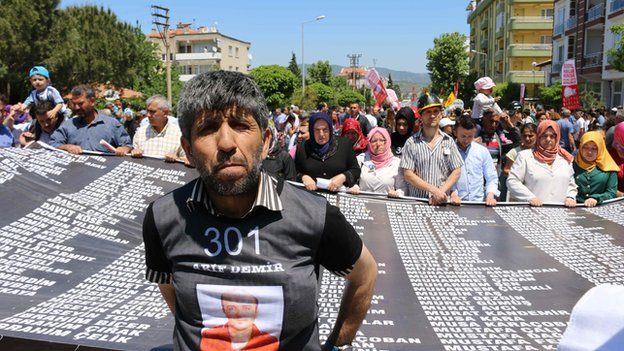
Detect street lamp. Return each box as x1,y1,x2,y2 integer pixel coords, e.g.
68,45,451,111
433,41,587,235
471,49,488,77
302,15,326,97
532,61,538,98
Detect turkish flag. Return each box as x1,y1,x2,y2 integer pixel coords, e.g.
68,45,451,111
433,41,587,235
365,68,389,106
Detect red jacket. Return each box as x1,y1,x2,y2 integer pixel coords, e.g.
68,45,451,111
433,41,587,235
200,323,279,351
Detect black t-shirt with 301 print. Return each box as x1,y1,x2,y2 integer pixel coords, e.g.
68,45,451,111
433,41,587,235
143,177,362,351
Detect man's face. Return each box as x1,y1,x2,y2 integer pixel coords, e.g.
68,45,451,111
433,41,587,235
349,103,360,117
455,126,475,149
115,100,122,108
36,112,58,134
483,113,500,134
396,119,409,135
222,298,258,332
181,105,270,196
331,110,339,121
420,107,442,128
146,101,169,129
71,94,95,118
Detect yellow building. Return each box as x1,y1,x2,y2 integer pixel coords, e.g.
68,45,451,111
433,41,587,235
467,0,553,97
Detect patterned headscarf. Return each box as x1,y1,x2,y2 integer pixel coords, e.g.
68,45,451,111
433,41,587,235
341,118,368,154
533,120,573,164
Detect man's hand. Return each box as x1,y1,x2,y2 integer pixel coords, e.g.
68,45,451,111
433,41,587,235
485,193,497,207
347,184,360,195
19,131,36,146
450,192,461,206
63,145,83,155
164,153,178,163
302,175,317,191
494,96,502,102
328,174,347,192
114,146,131,156
387,189,399,198
429,187,447,206
584,198,598,208
564,197,576,208
529,197,543,207
131,147,144,158
617,191,624,198
46,110,56,120
500,113,513,129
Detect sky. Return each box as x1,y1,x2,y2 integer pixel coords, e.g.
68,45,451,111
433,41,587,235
60,0,471,73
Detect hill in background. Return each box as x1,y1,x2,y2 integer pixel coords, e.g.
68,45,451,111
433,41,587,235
328,65,430,99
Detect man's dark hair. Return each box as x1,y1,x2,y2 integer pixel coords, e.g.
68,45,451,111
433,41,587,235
535,111,547,120
177,71,269,140
456,116,477,130
71,85,96,99
453,108,463,118
317,102,327,111
31,100,55,116
482,108,496,119
520,123,537,134
329,105,340,113
0,94,7,105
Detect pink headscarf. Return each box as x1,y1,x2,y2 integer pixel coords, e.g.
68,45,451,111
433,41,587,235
614,122,624,149
367,127,394,169
533,120,573,164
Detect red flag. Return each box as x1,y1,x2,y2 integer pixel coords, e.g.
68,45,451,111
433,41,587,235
453,81,459,97
365,68,388,106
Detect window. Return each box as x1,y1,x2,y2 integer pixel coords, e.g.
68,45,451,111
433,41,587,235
178,44,191,53
228,46,233,57
161,54,166,60
541,36,552,44
541,8,554,18
567,35,575,59
235,66,239,71
181,65,193,75
235,47,239,58
557,44,564,63
613,81,622,107
228,66,233,70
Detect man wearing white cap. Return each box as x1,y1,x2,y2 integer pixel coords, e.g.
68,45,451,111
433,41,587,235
471,77,502,121
439,117,455,137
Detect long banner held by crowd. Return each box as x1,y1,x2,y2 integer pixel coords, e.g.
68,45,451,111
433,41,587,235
0,147,623,350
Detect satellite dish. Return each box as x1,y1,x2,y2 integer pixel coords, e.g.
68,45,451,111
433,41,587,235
248,53,253,60
212,47,217,53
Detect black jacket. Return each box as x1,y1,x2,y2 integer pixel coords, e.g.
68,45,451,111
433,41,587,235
294,137,361,187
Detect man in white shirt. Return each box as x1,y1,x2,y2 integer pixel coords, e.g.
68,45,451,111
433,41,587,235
131,95,188,164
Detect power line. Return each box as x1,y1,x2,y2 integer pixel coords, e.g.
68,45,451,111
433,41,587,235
151,5,172,104
347,54,362,90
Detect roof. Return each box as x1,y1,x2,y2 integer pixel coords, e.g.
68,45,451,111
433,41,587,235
147,23,250,45
339,67,368,76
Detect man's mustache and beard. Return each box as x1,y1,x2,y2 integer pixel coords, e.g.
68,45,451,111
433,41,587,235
195,144,264,196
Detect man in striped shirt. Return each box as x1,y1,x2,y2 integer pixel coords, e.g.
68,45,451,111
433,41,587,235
400,92,463,205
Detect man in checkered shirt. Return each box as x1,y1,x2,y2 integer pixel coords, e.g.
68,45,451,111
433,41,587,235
131,95,189,165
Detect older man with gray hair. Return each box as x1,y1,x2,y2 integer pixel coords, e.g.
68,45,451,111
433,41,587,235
131,95,187,164
558,108,576,153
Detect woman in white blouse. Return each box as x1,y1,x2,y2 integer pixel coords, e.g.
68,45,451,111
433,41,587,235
507,120,577,207
348,127,406,197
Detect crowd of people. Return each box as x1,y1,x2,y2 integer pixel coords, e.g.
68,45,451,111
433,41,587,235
1,66,624,207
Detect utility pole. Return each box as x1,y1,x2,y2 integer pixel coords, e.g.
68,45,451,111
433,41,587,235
151,5,172,104
347,54,362,90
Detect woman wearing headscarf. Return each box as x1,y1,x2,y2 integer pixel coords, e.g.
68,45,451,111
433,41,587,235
608,122,624,197
507,120,577,207
390,107,415,156
573,131,619,207
262,125,297,181
295,112,360,192
348,127,407,198
341,118,368,155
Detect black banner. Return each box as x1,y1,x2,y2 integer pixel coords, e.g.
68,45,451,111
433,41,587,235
0,148,623,350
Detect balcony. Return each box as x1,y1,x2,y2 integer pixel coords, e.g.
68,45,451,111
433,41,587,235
496,27,504,38
586,4,605,21
507,43,553,57
180,74,196,82
496,2,504,13
508,16,553,30
507,70,545,84
554,23,564,36
583,52,603,67
480,18,489,30
495,49,504,61
509,0,553,3
610,0,624,13
480,38,489,49
565,16,577,31
175,52,222,61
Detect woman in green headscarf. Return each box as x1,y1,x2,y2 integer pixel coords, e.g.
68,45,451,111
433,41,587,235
573,131,619,207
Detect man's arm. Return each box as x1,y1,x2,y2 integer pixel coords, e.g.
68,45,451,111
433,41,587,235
403,168,437,194
568,131,576,152
159,283,176,315
439,167,461,194
325,245,377,348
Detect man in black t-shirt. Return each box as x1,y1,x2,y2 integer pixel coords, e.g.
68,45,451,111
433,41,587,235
142,71,377,351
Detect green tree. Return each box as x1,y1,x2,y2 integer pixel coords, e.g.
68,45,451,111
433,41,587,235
0,0,60,101
287,52,301,80
291,88,319,111
457,71,480,105
386,73,402,100
330,76,349,91
581,89,605,110
45,6,158,93
336,89,365,107
426,32,469,95
309,83,335,104
307,60,333,86
538,83,562,108
608,25,624,71
134,64,185,110
492,82,521,109
249,65,298,110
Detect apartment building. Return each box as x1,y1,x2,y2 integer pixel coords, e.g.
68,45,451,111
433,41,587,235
148,23,251,82
467,0,554,97
551,0,624,107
